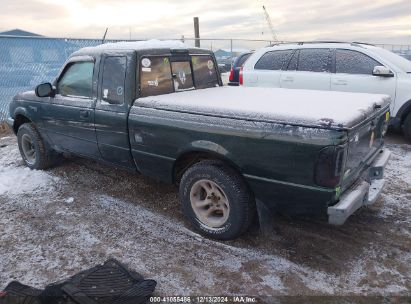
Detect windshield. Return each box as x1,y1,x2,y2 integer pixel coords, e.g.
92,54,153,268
371,47,411,72
140,55,219,97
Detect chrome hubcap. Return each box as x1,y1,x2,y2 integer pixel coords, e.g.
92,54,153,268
21,134,36,165
190,179,230,228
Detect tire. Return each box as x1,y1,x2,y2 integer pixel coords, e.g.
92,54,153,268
17,123,61,170
179,160,255,240
403,113,411,142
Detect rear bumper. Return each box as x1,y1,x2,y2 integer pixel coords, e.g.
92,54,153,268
328,149,391,225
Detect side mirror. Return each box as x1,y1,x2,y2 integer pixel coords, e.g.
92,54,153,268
35,82,54,97
372,66,394,77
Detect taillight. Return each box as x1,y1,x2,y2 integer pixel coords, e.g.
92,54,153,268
239,67,244,85
314,146,345,188
229,68,235,82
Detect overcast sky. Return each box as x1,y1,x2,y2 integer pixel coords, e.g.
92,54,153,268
1,0,411,47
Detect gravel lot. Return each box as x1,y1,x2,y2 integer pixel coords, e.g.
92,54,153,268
0,130,410,301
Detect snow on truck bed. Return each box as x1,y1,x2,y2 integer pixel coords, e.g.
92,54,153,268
137,86,390,128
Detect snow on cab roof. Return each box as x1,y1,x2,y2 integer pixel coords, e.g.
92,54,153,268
83,39,190,51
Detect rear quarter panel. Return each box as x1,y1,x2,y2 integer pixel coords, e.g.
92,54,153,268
128,105,345,214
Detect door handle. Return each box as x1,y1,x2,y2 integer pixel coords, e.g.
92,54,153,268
282,76,294,82
333,79,348,86
79,110,90,118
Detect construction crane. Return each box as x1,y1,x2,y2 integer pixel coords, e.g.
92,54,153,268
262,5,278,42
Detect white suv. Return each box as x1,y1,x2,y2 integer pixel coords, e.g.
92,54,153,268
242,42,411,141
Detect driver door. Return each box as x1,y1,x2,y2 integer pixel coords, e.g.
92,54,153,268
44,57,99,158
330,49,396,102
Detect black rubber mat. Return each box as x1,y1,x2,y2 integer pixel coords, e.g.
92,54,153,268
43,259,155,304
2,259,156,304
0,281,42,304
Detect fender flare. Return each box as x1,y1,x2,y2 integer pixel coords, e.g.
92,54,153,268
13,107,32,121
173,140,241,182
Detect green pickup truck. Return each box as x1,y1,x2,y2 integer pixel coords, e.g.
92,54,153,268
7,41,391,240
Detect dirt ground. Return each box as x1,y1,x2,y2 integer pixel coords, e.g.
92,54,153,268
0,130,410,302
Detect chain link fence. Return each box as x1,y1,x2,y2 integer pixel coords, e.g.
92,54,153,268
0,36,123,122
1,35,410,122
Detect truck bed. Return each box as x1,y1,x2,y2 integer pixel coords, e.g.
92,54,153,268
136,86,390,129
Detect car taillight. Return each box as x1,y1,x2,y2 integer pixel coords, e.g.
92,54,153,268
239,67,244,85
229,67,235,82
314,146,346,188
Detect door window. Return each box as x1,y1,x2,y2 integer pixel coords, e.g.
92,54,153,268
286,50,299,70
336,49,381,75
101,56,127,105
57,61,94,98
297,49,331,72
236,53,252,67
254,50,293,70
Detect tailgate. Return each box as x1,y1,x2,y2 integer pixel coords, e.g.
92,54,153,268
341,107,390,191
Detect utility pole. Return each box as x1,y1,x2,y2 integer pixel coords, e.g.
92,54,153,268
194,17,200,47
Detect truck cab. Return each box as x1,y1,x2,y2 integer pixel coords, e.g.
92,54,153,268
10,41,221,170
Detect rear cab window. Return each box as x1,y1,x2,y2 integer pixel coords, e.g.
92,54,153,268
140,54,219,97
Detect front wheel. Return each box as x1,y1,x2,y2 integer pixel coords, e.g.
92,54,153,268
17,123,61,170
179,160,255,240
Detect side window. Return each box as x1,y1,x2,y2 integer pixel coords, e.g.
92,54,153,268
298,49,331,73
101,56,127,105
287,50,298,70
254,50,293,70
236,53,251,67
171,61,194,91
192,55,219,89
57,61,94,98
336,49,381,75
140,57,173,97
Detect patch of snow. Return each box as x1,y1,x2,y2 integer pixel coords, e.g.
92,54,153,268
377,144,411,224
0,143,59,197
82,39,189,51
0,167,59,197
65,197,74,204
137,86,390,128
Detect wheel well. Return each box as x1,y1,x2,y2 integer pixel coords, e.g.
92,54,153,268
401,107,411,126
173,151,241,184
398,100,411,126
13,114,31,134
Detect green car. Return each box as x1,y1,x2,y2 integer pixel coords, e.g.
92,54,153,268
7,41,391,240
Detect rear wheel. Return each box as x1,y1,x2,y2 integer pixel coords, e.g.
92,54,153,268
403,113,411,142
179,160,255,240
17,123,61,170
